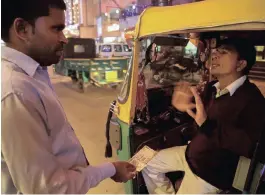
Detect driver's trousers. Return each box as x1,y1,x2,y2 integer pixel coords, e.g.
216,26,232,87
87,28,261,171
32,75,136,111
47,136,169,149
142,145,219,194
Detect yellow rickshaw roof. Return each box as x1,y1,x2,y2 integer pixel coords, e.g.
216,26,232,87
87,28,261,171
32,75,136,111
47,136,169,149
135,0,265,38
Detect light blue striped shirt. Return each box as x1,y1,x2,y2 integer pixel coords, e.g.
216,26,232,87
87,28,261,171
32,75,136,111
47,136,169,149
1,46,115,194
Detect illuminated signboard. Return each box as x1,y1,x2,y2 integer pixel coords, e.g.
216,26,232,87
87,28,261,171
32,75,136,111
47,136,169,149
107,24,120,32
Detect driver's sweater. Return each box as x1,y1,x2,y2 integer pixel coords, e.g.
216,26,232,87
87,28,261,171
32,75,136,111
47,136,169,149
185,79,265,190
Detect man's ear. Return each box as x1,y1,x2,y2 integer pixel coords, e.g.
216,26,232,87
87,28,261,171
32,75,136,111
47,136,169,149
236,60,247,72
13,18,34,42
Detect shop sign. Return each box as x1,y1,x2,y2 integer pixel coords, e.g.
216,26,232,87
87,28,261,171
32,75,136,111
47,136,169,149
107,24,120,32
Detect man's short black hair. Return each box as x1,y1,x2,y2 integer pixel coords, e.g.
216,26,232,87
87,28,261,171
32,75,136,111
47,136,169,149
1,0,66,43
218,38,257,75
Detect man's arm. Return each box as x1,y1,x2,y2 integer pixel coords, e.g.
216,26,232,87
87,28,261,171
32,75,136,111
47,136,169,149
1,93,116,194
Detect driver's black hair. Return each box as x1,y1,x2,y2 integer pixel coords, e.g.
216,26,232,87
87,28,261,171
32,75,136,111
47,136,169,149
1,0,66,43
218,38,257,75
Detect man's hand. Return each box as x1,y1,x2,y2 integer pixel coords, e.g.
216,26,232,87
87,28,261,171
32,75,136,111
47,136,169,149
111,161,136,183
172,82,196,112
186,87,207,126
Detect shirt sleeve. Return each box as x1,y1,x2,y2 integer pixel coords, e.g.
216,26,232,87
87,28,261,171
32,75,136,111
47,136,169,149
1,93,116,194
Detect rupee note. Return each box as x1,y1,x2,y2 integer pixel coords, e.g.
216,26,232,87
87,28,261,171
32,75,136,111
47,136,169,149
128,146,157,172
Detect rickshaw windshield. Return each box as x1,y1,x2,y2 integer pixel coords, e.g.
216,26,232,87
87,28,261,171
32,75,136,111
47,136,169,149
140,36,203,89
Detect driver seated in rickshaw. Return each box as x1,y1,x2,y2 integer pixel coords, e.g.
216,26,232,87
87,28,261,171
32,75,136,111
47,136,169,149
142,38,265,194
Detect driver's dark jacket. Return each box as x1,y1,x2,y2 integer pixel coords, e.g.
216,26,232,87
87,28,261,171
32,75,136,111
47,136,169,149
185,79,265,190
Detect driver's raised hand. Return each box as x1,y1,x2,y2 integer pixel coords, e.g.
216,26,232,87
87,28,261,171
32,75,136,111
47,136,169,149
172,82,196,112
111,161,136,183
186,87,207,126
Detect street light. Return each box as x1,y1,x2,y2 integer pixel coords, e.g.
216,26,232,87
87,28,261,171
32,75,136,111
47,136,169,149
116,9,120,14
132,5,136,9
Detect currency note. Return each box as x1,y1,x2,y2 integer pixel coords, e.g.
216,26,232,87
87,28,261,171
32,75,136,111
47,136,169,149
128,146,157,172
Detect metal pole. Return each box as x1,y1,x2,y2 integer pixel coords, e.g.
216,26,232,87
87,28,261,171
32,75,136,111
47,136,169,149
98,0,103,43
98,0,102,17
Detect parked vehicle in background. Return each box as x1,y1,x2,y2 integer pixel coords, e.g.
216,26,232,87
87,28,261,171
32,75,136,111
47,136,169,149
54,38,130,91
98,43,132,58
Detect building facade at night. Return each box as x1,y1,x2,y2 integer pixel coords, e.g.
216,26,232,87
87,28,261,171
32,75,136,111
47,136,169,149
64,0,201,42
119,0,196,32
64,0,81,37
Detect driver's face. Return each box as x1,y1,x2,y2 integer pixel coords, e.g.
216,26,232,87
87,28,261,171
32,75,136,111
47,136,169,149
210,45,239,76
26,8,68,66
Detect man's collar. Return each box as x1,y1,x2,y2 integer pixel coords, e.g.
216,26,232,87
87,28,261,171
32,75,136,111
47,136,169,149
1,46,40,77
213,75,247,96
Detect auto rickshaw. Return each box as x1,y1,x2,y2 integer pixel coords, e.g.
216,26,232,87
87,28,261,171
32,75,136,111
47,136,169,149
54,38,130,91
104,0,265,193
